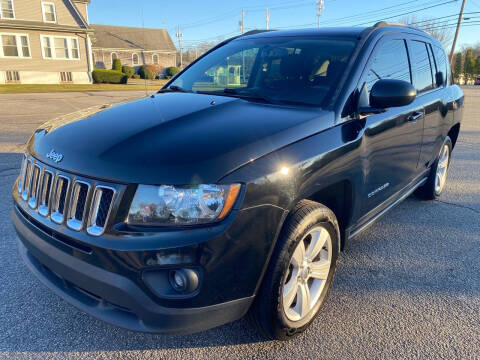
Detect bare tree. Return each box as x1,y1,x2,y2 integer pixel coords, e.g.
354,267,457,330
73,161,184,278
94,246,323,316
400,16,453,49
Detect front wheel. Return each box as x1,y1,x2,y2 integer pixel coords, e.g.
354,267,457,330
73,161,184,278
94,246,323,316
416,136,452,200
248,200,340,340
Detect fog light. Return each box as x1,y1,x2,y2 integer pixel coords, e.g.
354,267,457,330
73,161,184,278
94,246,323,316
169,268,199,294
171,270,187,291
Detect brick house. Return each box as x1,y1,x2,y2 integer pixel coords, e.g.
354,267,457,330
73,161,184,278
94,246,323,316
0,0,93,84
91,24,176,73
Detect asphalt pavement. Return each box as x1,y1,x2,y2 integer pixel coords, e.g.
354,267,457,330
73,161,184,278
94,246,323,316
0,89,478,359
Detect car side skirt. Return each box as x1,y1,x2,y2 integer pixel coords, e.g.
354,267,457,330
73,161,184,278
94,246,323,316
347,170,429,240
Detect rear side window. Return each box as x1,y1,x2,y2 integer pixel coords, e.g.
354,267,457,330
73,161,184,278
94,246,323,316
432,45,448,86
409,40,434,93
365,39,411,91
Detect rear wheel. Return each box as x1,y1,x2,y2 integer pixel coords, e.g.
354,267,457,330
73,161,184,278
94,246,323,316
416,136,452,200
249,200,340,340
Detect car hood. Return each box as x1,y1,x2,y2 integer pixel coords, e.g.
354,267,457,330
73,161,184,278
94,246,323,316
28,92,333,184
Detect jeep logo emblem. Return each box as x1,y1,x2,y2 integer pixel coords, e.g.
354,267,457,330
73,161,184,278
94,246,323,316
46,149,64,163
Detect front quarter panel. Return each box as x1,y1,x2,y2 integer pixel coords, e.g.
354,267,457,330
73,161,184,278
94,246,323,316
221,120,365,292
221,123,362,214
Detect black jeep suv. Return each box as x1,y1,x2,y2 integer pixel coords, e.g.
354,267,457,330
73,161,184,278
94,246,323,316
12,23,464,340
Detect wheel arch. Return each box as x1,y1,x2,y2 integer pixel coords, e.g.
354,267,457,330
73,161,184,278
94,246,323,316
274,179,354,254
448,123,460,149
304,180,354,251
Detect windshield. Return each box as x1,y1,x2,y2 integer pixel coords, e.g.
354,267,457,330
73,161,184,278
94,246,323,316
168,36,357,107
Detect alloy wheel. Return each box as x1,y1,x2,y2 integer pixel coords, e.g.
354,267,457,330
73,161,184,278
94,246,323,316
282,226,332,322
435,144,450,195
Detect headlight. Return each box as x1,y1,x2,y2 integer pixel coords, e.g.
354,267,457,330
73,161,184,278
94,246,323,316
127,184,241,226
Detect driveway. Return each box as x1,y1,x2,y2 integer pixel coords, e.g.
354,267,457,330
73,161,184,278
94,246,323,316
0,89,478,359
0,91,149,153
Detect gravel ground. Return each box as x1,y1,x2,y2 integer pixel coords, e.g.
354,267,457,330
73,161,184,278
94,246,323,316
0,89,478,360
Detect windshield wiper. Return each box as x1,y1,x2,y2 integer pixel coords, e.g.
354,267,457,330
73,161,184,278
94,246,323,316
197,88,273,104
158,85,191,93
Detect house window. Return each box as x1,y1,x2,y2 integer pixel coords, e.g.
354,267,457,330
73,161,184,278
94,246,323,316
132,53,139,65
5,70,20,83
0,0,15,19
42,2,56,23
152,54,159,64
43,36,52,58
54,37,68,58
71,38,79,58
0,33,30,58
60,72,73,83
111,52,117,64
41,35,80,60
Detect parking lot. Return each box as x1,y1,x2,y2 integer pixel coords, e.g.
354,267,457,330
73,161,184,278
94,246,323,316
0,89,478,359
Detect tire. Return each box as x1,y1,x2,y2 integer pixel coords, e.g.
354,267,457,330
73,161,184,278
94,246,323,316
416,136,452,200
248,200,340,340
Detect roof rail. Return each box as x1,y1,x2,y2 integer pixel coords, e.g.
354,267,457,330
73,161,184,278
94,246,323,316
373,21,408,28
240,29,276,37
372,21,428,34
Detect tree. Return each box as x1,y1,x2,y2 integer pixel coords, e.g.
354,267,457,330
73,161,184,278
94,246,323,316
453,53,463,83
112,58,122,72
464,49,475,82
475,56,480,77
400,16,453,48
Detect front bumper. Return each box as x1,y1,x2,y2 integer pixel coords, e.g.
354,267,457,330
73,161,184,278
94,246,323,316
12,206,256,334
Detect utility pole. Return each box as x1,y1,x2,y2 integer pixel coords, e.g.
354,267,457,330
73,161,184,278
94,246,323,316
176,25,183,68
239,9,245,34
316,0,324,28
266,8,270,30
449,0,467,66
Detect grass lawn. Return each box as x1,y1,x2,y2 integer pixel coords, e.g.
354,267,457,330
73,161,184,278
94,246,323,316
0,81,168,94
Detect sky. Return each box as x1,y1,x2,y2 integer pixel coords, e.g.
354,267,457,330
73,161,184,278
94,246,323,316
88,0,480,52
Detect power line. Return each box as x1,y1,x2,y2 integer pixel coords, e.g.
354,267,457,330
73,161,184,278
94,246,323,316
406,11,480,25
350,0,457,26
174,0,466,48
274,0,454,30
173,0,315,30
321,0,442,25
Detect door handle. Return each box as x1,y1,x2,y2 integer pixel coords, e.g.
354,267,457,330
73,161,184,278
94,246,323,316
407,111,423,123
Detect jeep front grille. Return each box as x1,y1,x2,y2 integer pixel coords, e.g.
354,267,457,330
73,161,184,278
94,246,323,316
87,186,115,236
51,175,70,224
16,155,117,236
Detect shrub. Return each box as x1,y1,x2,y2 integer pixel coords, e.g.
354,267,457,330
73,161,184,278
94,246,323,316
92,69,128,84
112,58,122,72
133,74,141,79
122,65,135,78
138,65,154,80
166,66,181,77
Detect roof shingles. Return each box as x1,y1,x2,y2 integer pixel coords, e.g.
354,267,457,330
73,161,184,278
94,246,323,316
91,24,176,52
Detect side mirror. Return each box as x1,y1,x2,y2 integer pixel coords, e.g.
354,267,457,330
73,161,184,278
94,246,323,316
370,79,416,109
435,71,445,87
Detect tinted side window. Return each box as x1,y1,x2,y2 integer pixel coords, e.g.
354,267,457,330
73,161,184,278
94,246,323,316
433,45,448,86
409,40,434,93
365,39,411,91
